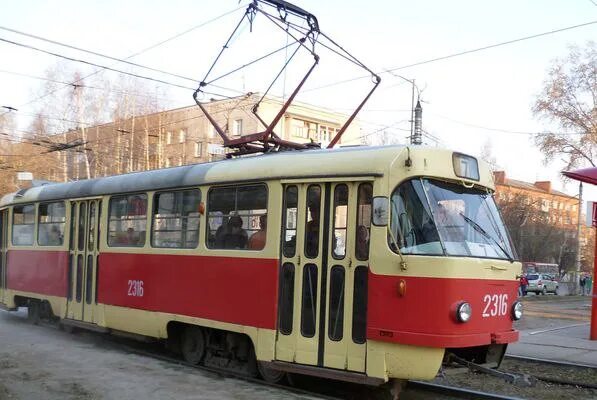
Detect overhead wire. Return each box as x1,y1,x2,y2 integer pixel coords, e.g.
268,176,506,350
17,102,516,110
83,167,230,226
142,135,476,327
0,5,246,116
0,69,172,102
302,20,597,92
0,37,198,91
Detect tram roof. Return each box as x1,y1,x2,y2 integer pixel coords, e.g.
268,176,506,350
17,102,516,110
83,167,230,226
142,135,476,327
0,145,481,206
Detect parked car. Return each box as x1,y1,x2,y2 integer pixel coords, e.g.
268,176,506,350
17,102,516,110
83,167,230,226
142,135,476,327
526,273,558,295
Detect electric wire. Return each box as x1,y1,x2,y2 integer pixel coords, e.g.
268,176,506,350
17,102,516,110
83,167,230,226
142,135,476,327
0,5,245,116
303,20,597,92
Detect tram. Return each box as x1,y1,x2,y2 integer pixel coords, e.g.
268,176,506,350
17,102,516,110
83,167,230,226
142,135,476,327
0,144,522,386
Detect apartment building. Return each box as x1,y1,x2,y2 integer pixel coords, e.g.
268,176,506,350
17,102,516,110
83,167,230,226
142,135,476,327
493,171,579,228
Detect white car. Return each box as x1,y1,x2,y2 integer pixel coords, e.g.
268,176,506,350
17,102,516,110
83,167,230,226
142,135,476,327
526,273,558,295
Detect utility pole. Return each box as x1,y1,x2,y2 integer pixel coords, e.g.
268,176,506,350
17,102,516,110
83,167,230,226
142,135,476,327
576,182,583,293
412,100,423,145
409,80,415,144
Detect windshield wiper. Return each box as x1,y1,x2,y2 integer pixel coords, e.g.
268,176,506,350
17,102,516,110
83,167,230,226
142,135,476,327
459,213,514,263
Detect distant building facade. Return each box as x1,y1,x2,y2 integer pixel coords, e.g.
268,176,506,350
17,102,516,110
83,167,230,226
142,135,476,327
493,170,578,228
493,170,594,272
1,94,362,192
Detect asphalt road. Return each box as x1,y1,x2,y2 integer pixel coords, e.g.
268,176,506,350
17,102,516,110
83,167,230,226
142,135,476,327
0,309,318,400
508,295,597,366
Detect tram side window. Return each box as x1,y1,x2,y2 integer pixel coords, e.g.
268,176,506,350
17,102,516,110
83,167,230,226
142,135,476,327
152,190,201,248
38,202,66,246
332,184,348,259
305,185,321,258
108,194,147,247
12,204,35,245
206,184,267,250
282,186,298,257
355,183,372,260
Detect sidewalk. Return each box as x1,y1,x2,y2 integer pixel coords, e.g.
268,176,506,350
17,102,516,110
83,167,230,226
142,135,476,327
507,296,597,367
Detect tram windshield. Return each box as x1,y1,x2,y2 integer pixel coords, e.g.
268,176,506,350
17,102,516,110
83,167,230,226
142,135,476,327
389,178,516,261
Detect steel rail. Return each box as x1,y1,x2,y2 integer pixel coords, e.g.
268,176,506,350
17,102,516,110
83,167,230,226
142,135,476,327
503,354,597,390
408,381,525,400
504,354,597,370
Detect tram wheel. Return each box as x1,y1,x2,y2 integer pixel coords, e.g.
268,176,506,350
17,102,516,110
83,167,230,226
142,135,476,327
181,326,206,365
257,361,287,384
27,301,40,325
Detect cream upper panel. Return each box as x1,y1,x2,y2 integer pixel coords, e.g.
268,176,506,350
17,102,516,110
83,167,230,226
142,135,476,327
0,145,493,207
388,147,495,191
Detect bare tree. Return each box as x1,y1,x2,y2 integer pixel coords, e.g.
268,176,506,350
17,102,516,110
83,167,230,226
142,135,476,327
496,192,577,275
533,42,596,169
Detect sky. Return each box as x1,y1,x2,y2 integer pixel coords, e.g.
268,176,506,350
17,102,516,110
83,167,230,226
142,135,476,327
0,0,596,207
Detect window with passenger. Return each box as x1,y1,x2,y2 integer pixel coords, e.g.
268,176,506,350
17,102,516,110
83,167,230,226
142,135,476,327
108,194,147,247
207,184,267,250
151,190,201,248
38,202,66,246
12,204,35,245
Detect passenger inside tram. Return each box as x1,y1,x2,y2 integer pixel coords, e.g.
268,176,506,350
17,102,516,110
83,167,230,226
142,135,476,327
215,214,248,249
355,225,370,259
248,215,267,250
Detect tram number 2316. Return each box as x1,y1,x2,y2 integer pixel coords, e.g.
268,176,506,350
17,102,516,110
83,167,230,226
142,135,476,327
482,294,508,318
127,280,144,297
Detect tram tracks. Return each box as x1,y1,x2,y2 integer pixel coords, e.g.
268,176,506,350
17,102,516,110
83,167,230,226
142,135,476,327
502,355,597,390
13,312,597,400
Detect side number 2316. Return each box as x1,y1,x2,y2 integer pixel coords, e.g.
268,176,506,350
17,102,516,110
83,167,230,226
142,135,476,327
482,294,508,317
127,280,144,297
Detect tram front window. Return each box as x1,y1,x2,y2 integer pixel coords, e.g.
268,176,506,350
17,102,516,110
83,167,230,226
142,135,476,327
389,178,516,261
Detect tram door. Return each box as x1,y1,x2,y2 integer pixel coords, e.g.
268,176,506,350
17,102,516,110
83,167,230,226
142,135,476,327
276,181,372,372
0,209,7,304
66,199,101,323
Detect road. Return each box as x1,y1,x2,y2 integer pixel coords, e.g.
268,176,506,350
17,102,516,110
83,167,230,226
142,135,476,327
0,309,317,400
1,296,594,399
508,295,597,366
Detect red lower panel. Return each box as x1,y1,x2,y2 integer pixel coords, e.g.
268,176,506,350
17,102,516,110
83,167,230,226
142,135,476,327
97,253,278,330
367,272,519,348
6,250,69,297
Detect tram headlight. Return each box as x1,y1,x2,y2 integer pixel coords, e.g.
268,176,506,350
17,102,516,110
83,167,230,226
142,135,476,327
456,302,472,323
512,301,523,320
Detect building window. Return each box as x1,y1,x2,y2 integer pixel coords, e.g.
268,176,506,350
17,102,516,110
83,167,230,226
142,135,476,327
166,131,172,145
152,190,201,248
179,129,186,143
108,194,147,247
12,204,35,245
291,119,317,139
194,142,202,157
206,184,268,250
233,119,243,136
540,199,549,212
319,125,338,145
38,202,66,246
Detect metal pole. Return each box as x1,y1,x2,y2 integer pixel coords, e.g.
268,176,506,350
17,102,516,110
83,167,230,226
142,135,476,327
591,228,597,340
576,182,583,294
409,80,415,144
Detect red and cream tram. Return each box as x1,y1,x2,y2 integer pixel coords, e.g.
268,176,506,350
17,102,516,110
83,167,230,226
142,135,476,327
0,145,522,386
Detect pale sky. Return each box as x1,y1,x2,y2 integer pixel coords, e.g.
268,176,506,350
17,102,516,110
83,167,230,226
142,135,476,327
1,0,596,206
